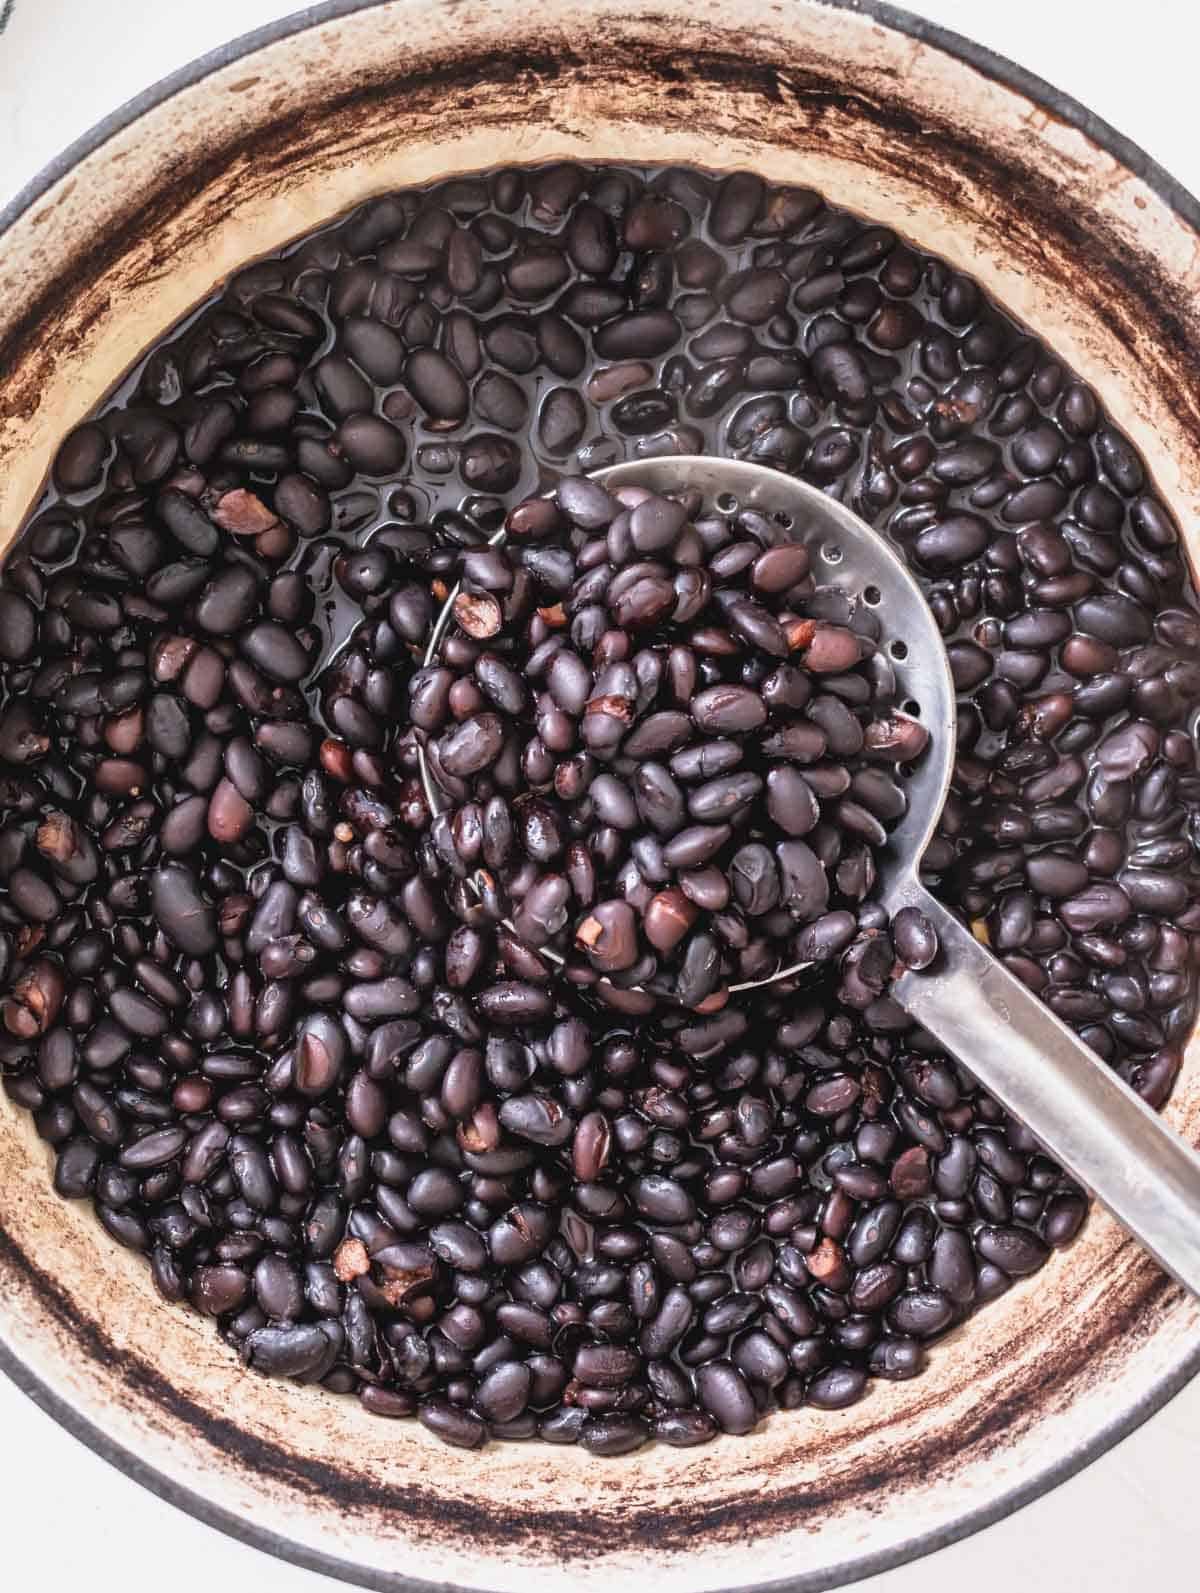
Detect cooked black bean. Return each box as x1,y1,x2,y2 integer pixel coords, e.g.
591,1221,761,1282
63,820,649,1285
194,565,259,635
594,310,680,360
579,1414,648,1455
806,1365,868,1409
151,863,218,955
439,714,505,776
474,1361,532,1423
338,414,407,476
892,906,938,970
690,684,766,735
975,1225,1051,1277
711,172,764,244
888,1288,955,1338
632,1174,695,1224
54,423,109,491
476,982,554,1023
244,1324,332,1378
418,1397,486,1449
241,622,310,683
694,1360,758,1433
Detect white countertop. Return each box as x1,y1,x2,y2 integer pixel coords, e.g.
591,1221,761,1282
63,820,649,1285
0,2,1197,1590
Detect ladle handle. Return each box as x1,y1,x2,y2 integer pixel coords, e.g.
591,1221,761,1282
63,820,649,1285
892,883,1200,1301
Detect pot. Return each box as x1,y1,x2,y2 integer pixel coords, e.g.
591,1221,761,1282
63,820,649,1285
1,3,1199,1590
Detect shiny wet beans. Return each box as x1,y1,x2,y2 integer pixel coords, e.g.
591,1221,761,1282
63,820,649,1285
1,161,1195,1452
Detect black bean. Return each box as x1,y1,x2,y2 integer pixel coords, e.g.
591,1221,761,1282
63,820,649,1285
157,488,221,557
888,1288,955,1338
476,982,554,1024
913,514,989,570
340,316,405,384
418,1396,487,1448
439,714,505,776
711,173,764,244
241,622,310,682
579,1414,648,1455
1075,594,1152,645
694,1360,757,1433
191,1264,250,1317
498,1093,573,1147
662,824,732,870
1059,883,1132,933
338,415,407,476
975,1225,1050,1277
1043,1194,1087,1247
192,565,258,634
54,1138,101,1199
690,684,766,735
243,1323,333,1377
632,1174,695,1224
539,387,587,455
651,1409,717,1446
806,1365,868,1409
891,906,937,969
594,311,680,360
150,864,217,955
314,355,373,418
54,423,109,490
475,1361,532,1423
293,1013,347,1098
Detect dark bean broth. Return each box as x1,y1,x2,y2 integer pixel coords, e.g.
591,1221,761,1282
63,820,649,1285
0,162,1196,1450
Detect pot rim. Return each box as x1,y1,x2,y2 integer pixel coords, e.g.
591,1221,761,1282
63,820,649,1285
1,4,1198,1592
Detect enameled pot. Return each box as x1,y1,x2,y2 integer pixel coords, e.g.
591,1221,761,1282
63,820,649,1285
1,4,1199,1590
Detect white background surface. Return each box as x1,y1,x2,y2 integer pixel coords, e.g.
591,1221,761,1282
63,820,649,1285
0,2,1197,1590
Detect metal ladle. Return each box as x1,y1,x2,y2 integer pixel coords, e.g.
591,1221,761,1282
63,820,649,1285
421,454,1200,1300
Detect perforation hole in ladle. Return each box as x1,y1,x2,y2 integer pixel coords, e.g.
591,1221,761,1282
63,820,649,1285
863,584,882,606
890,639,908,660
822,543,843,564
716,492,739,514
903,699,921,717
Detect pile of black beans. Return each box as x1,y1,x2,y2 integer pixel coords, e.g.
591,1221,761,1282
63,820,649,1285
1,161,1197,1453
414,474,931,1012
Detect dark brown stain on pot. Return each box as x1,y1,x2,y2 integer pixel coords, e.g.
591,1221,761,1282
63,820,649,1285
3,21,1200,472
0,1212,1177,1554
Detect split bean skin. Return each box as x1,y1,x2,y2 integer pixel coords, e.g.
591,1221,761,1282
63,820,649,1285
1,161,1197,1451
